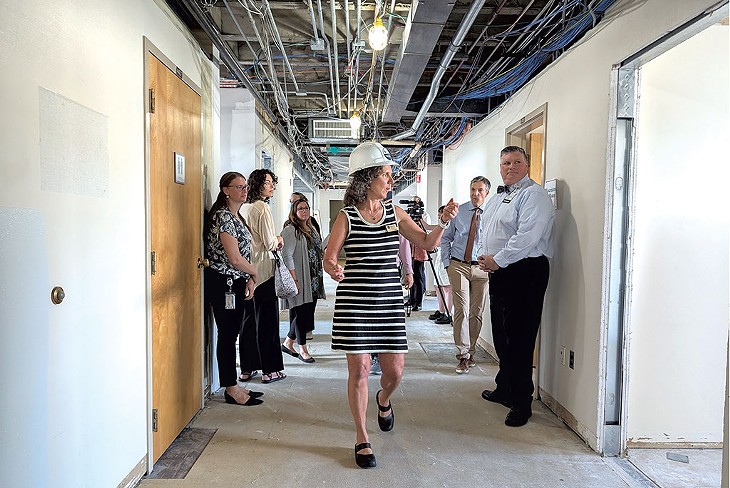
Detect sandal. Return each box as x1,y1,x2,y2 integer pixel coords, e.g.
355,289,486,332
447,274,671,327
261,371,287,384
376,390,394,432
238,371,258,382
355,442,376,469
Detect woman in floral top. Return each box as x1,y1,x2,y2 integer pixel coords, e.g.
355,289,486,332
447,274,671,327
280,197,326,362
204,172,263,406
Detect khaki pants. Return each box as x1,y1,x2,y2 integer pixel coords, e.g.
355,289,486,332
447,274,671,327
447,260,489,359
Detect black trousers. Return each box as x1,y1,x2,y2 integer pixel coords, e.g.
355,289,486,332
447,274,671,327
489,256,550,412
241,277,284,375
206,269,248,388
287,299,317,345
409,259,426,307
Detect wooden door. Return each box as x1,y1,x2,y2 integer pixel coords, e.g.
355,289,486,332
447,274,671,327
149,53,203,461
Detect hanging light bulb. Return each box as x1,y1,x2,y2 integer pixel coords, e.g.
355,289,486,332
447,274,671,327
349,111,362,130
368,17,388,51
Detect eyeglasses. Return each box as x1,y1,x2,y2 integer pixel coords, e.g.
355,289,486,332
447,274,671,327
227,185,246,191
296,206,310,212
264,180,277,188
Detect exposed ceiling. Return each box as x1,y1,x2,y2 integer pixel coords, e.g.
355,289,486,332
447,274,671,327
165,0,616,188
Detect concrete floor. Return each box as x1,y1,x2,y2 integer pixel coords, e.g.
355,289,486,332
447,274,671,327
139,279,721,488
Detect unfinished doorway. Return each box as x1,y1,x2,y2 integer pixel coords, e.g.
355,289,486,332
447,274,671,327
604,9,728,486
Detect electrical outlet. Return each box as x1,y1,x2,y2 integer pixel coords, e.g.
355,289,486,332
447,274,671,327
569,350,575,369
560,346,566,365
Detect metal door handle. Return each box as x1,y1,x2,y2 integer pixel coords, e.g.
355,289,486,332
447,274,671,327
197,257,209,268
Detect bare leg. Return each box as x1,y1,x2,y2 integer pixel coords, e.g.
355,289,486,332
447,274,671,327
377,353,404,419
347,354,372,454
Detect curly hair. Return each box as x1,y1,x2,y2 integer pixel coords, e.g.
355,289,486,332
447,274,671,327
343,166,383,207
246,168,278,203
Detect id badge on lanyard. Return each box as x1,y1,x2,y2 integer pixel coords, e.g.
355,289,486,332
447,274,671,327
225,277,236,309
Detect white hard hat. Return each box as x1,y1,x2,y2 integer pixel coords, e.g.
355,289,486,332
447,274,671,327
348,141,393,176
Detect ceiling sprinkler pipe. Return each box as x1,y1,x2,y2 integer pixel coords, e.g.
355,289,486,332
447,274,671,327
410,0,487,132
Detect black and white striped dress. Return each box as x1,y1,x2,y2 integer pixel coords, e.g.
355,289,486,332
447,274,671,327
331,201,408,354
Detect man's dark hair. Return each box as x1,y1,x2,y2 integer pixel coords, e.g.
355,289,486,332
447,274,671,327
470,175,491,191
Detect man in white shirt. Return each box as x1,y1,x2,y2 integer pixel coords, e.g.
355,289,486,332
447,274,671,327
477,146,554,427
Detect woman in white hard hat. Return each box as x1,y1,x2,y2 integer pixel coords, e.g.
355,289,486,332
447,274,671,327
323,141,458,468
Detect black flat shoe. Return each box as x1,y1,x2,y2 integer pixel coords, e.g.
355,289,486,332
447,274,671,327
481,389,512,408
298,355,315,363
355,442,376,468
376,390,394,432
224,391,263,406
504,407,532,427
247,390,264,398
281,344,299,358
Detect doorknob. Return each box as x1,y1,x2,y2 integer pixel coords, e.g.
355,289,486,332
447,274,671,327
197,257,209,268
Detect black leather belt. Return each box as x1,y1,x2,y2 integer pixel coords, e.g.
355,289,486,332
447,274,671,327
451,257,478,266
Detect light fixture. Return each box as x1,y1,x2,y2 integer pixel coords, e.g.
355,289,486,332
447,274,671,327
368,17,388,51
349,111,362,130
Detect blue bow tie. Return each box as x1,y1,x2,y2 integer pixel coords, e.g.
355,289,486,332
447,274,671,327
497,185,512,194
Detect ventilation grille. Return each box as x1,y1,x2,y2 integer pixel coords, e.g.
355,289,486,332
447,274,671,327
308,119,358,142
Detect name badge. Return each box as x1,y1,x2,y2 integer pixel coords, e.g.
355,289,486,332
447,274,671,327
386,224,398,232
225,292,236,309
501,198,512,204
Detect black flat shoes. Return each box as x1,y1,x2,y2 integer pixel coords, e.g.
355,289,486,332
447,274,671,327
280,344,299,358
224,391,263,406
355,442,376,468
376,390,394,432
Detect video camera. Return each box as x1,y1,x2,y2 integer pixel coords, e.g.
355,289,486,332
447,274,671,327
399,198,424,222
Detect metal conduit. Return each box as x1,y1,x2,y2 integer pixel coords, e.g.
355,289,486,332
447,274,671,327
307,0,320,43
178,0,280,127
376,0,396,122
440,0,508,91
478,0,550,80
330,0,343,117
239,0,289,122
410,0,488,132
223,0,259,69
263,0,301,93
316,0,338,115
344,0,352,114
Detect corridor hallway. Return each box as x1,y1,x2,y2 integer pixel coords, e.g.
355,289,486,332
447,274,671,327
139,279,690,488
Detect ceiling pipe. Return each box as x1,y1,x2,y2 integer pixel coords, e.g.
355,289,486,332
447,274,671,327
330,0,343,117
409,0,487,133
440,0,509,92
263,0,302,94
178,0,280,127
315,0,338,115
354,0,362,112
223,0,259,67
307,0,321,44
238,0,290,121
376,0,396,123
344,0,352,114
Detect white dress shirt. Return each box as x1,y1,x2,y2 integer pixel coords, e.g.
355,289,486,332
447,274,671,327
481,174,554,268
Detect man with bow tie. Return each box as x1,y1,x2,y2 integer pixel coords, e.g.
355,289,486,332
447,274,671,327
477,146,555,427
440,176,491,374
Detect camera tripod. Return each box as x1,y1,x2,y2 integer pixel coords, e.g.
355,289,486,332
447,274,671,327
404,220,451,320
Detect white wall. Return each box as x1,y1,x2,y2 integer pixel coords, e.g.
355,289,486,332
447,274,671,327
219,88,293,230
0,1,216,486
626,24,729,444
442,0,724,451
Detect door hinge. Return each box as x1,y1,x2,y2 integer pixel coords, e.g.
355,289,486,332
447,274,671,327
152,408,158,432
149,88,155,114
151,251,157,275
